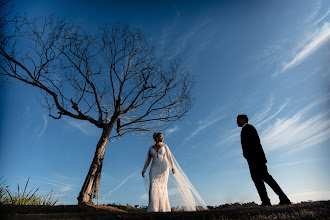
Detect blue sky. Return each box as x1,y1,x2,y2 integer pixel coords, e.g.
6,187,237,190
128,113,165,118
0,0,329,206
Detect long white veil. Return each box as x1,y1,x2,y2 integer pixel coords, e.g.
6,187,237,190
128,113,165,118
143,145,208,211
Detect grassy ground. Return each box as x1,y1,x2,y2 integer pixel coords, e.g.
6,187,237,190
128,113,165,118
0,200,329,219
1,177,60,206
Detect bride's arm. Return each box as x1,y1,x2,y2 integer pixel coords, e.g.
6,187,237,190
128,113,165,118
142,149,151,177
165,145,176,174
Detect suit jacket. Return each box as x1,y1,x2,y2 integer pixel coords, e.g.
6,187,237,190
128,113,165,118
240,124,267,163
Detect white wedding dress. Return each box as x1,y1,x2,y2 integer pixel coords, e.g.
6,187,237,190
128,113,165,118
143,142,208,212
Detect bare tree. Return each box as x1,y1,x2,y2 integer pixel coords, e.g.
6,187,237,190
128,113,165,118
0,0,13,88
0,14,195,204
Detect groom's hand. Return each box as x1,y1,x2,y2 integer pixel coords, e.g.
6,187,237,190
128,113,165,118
172,168,176,174
142,171,145,177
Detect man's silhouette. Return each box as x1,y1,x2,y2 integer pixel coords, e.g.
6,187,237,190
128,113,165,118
237,114,291,206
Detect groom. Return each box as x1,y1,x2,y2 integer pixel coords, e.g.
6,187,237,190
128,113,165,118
237,114,291,206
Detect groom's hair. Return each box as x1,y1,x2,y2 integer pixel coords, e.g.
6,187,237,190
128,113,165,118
237,114,248,122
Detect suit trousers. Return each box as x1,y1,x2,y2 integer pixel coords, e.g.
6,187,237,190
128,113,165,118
248,160,286,203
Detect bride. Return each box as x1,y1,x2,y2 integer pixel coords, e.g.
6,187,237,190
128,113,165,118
142,132,208,212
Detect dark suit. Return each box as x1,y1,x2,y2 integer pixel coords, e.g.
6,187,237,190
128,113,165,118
241,124,267,163
241,124,288,204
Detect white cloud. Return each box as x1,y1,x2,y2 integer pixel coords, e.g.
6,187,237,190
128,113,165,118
185,115,225,141
313,9,330,25
38,114,48,137
260,97,330,153
269,159,315,169
306,0,329,26
250,98,275,125
138,193,148,201
31,176,75,193
155,13,210,62
102,169,141,200
167,19,210,60
165,125,179,136
65,118,100,136
275,22,330,76
217,98,289,147
305,0,321,23
22,105,32,129
217,96,330,155
216,128,239,148
254,99,291,128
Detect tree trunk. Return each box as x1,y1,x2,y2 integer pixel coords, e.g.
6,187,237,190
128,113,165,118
77,122,115,204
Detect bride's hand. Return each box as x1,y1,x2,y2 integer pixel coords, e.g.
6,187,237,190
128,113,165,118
172,168,176,174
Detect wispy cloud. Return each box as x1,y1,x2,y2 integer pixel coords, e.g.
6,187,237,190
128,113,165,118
185,115,225,141
22,105,32,129
261,97,330,153
138,193,148,201
155,10,211,63
306,0,330,26
269,159,319,169
168,19,211,60
165,125,179,136
30,176,76,193
216,130,239,148
217,98,289,147
254,99,291,128
313,9,330,25
102,169,141,200
250,98,275,125
217,95,330,156
38,114,48,137
305,0,321,23
65,118,100,136
275,22,330,76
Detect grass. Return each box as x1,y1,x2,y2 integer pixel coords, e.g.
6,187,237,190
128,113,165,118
0,177,9,204
1,200,329,219
0,177,61,206
1,177,329,219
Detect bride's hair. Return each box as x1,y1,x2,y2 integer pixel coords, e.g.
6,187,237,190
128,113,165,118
153,132,161,142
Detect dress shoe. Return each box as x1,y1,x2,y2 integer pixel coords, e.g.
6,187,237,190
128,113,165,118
260,201,272,206
279,197,291,205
